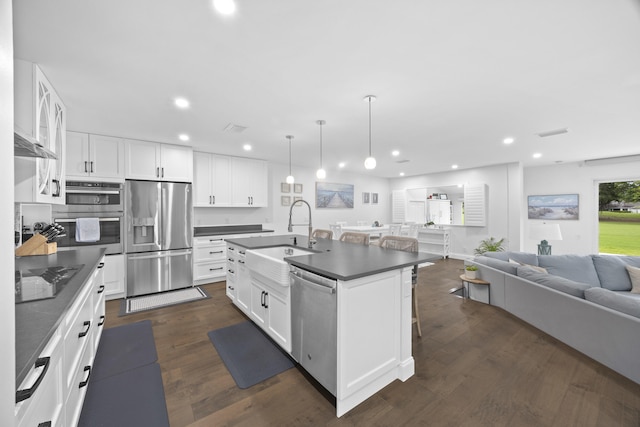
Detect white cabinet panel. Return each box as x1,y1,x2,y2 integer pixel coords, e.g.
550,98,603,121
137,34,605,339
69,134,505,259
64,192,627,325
103,253,125,300
125,139,192,182
231,157,268,207
193,153,232,206
67,132,124,180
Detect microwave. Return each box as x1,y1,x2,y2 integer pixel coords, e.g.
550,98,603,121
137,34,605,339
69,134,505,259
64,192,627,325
63,181,123,212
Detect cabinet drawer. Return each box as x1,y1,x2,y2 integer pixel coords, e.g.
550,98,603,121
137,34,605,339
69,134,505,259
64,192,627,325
194,260,227,281
65,341,93,427
194,236,225,246
63,283,93,390
194,245,226,262
15,331,64,427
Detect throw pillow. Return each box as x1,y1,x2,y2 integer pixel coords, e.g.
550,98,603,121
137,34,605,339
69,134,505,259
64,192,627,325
509,258,548,274
627,265,640,294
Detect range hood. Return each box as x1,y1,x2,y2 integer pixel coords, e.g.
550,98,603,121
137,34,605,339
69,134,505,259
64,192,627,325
14,130,57,159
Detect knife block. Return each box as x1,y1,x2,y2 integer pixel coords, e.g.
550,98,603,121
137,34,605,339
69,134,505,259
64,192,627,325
15,234,57,256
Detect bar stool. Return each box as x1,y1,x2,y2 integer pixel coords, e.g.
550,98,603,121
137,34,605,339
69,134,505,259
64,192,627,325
378,235,422,337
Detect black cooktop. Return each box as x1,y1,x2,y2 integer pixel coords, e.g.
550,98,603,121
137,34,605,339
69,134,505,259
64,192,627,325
15,265,83,304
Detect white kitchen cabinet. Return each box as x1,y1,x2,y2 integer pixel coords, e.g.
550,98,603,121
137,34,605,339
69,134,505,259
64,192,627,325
231,157,268,207
248,272,291,352
103,253,125,300
14,59,66,205
15,257,105,427
124,139,193,182
66,132,124,180
193,236,227,284
193,152,232,206
426,199,452,225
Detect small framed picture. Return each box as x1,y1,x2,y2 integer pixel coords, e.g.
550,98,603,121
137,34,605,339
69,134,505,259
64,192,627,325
294,183,303,193
281,183,291,193
362,192,370,204
439,194,448,200
372,193,379,204
281,195,291,206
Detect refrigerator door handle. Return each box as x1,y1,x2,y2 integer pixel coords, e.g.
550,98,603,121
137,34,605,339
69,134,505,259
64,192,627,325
127,252,171,260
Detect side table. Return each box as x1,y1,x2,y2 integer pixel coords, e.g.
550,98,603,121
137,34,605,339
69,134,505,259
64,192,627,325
459,274,490,304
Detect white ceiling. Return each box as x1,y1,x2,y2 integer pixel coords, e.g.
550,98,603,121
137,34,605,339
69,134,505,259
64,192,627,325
13,0,640,178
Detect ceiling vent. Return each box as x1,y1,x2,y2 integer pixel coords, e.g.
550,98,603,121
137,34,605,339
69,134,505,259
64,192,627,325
536,128,569,138
396,159,410,164
223,123,247,133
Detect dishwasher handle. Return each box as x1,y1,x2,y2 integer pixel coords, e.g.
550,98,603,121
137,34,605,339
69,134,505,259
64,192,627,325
291,272,336,295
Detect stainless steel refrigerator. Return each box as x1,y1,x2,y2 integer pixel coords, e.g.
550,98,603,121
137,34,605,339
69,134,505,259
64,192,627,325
125,180,193,297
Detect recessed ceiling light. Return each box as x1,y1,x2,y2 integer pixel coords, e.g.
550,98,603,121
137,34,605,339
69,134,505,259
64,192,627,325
392,150,400,156
174,97,189,109
451,164,459,169
243,144,252,151
178,134,189,142
399,172,405,176
503,137,515,144
533,153,542,159
213,0,236,15
338,162,346,168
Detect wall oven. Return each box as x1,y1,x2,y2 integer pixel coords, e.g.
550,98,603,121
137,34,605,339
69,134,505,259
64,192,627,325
52,181,124,254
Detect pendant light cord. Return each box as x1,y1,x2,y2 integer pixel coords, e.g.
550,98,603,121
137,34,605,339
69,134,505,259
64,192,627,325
319,122,323,167
368,97,372,157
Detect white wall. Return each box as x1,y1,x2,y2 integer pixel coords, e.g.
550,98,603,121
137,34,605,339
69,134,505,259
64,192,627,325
523,159,640,255
1,0,16,421
390,163,523,257
194,161,391,234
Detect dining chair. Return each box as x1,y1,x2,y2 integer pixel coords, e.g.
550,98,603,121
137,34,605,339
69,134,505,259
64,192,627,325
312,229,333,240
329,223,343,240
406,223,422,238
378,235,422,337
388,223,403,236
339,231,370,245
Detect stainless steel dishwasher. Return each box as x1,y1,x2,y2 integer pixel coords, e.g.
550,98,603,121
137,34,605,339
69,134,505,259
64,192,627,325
291,266,338,396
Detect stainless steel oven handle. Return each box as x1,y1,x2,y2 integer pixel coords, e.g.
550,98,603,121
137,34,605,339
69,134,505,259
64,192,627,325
54,217,121,222
65,189,120,194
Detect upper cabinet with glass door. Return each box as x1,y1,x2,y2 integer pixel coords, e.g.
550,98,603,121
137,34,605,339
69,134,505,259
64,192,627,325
14,60,67,205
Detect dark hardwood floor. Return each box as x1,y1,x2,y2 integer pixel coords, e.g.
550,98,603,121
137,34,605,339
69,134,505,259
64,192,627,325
104,259,640,426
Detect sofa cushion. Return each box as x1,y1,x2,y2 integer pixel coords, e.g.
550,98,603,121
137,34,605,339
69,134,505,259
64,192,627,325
627,265,640,294
484,251,538,266
509,258,548,273
584,287,640,319
591,255,640,291
516,266,593,298
474,256,517,275
537,255,601,287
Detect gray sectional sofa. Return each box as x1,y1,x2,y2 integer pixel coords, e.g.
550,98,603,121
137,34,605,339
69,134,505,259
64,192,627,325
470,251,640,385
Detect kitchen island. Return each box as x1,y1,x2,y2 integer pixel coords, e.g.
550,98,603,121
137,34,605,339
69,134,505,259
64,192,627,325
15,247,106,426
225,234,438,417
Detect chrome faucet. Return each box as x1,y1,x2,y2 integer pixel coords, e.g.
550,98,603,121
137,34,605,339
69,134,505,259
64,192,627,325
287,199,316,248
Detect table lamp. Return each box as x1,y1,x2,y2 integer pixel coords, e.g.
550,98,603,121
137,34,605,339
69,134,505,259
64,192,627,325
529,223,562,255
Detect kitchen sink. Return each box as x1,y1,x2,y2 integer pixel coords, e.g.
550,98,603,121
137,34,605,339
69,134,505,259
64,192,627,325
245,246,316,286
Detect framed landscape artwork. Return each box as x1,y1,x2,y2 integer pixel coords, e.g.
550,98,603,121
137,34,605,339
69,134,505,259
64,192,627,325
528,194,579,220
316,182,354,208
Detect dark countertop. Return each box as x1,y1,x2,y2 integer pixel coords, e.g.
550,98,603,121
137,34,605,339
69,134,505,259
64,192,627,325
194,224,274,237
15,247,106,388
225,234,441,281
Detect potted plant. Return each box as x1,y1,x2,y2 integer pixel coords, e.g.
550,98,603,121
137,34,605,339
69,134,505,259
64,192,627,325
465,264,478,279
474,237,505,255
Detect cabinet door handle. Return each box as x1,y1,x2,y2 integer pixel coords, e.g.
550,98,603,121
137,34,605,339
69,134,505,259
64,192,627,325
212,195,215,204
264,291,269,308
209,195,212,204
227,269,234,274
156,167,160,177
78,320,91,338
98,315,105,326
238,260,245,264
209,250,223,254
260,291,265,307
161,167,164,178
98,262,105,269
52,179,61,197
209,267,224,271
228,285,234,291
84,161,88,173
97,285,105,294
90,161,94,173
79,365,92,388
15,357,50,403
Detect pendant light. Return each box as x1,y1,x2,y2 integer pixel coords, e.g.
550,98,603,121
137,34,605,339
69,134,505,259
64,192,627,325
285,135,295,184
364,95,377,170
316,120,327,179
